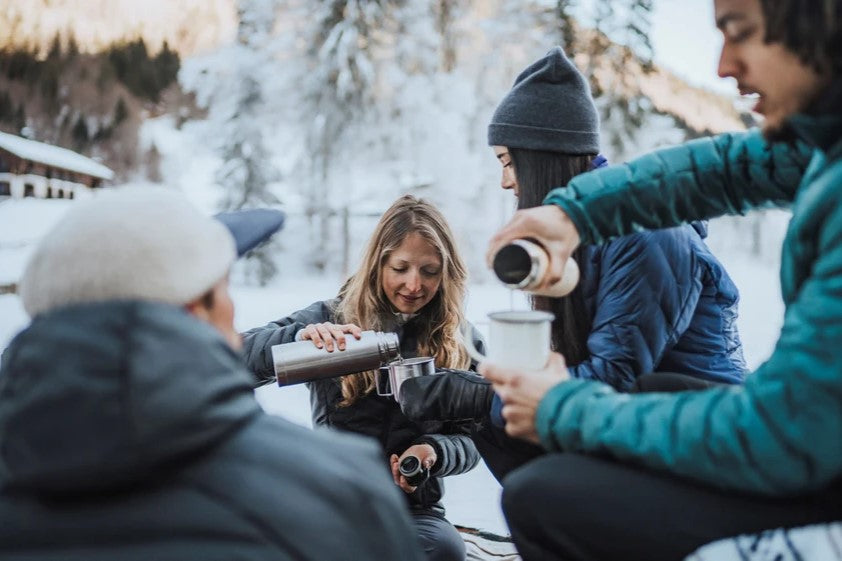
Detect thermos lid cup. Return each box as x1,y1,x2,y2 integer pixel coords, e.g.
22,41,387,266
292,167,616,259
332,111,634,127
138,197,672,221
399,456,422,476
492,242,536,287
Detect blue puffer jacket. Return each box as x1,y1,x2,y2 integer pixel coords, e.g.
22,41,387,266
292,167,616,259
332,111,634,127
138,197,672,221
571,220,747,389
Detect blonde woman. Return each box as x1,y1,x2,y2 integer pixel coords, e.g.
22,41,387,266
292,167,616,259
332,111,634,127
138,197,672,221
242,195,485,561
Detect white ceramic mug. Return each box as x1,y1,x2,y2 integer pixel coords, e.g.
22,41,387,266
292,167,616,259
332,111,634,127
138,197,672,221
462,310,554,370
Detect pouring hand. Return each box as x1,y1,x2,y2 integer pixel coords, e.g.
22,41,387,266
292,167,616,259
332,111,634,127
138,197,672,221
479,353,569,444
486,205,581,292
298,322,363,351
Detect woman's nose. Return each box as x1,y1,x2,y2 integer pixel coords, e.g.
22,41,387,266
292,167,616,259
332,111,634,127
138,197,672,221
405,272,422,292
501,169,515,190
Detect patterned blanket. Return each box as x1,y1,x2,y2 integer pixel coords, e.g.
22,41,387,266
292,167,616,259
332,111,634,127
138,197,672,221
686,523,842,561
456,526,520,561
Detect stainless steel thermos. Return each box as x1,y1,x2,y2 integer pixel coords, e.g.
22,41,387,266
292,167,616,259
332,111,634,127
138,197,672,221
271,330,401,386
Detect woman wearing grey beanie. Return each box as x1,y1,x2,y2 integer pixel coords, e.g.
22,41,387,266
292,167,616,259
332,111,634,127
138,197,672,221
398,47,747,481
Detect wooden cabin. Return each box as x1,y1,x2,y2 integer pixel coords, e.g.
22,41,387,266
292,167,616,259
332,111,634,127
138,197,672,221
0,131,114,200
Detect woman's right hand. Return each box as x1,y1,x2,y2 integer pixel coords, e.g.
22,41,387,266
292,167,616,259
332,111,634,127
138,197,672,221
298,322,363,351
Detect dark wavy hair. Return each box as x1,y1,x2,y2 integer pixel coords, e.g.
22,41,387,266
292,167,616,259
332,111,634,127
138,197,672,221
508,147,595,365
761,0,841,76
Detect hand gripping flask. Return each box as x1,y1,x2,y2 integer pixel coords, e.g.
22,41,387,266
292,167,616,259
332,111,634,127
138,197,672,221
492,238,579,297
271,330,401,386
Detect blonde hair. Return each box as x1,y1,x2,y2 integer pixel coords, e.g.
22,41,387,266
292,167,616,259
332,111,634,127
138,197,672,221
335,195,471,406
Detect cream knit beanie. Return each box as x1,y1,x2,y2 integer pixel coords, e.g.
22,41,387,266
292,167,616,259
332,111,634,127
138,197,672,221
20,186,237,317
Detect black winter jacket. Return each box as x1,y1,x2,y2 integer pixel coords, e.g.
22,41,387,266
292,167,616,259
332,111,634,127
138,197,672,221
241,299,484,515
0,301,423,561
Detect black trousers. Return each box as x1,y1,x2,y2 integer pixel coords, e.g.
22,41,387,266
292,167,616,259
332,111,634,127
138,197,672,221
473,423,545,484
502,453,842,561
413,511,466,561
629,371,727,392
480,373,842,560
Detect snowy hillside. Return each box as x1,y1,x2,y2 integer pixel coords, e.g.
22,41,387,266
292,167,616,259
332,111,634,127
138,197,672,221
0,0,237,55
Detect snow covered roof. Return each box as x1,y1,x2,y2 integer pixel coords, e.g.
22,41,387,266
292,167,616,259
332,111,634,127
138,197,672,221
0,131,114,180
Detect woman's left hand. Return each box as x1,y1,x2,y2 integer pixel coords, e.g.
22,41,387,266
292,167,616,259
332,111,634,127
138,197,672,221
390,444,437,494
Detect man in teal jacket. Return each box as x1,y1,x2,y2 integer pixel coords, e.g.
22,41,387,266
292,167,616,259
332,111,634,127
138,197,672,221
482,1,842,560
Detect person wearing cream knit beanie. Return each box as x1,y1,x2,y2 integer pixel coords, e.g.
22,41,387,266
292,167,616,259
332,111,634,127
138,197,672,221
0,186,423,560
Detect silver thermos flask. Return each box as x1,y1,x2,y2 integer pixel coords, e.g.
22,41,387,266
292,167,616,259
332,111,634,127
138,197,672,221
271,330,401,386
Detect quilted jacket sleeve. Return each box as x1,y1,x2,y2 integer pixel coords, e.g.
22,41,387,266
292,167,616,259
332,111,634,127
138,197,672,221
568,228,703,390
240,300,337,386
415,433,480,477
545,130,810,244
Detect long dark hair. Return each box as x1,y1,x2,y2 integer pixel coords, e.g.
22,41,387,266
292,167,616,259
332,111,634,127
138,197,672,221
508,147,595,365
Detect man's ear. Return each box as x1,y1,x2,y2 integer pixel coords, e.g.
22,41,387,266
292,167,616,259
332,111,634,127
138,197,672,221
184,293,211,321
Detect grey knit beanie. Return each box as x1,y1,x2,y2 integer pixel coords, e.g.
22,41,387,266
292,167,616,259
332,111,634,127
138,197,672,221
488,46,599,154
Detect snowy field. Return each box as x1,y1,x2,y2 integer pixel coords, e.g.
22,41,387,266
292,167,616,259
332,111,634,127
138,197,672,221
0,197,787,535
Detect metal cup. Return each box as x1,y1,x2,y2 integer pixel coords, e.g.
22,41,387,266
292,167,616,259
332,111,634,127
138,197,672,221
377,357,435,402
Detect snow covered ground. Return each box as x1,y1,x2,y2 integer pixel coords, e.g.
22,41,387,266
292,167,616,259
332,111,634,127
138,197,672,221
0,197,787,535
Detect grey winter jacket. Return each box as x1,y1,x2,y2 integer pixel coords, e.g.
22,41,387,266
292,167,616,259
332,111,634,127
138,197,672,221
0,301,423,561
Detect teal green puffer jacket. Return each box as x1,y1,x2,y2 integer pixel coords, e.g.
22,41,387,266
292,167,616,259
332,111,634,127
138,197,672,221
537,112,842,496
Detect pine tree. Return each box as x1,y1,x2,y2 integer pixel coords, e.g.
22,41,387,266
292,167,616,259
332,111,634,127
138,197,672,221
434,0,460,72
300,0,401,270
556,0,577,53
13,103,25,133
214,0,282,284
47,32,63,60
114,97,128,126
154,41,180,92
217,75,278,210
105,39,178,102
552,0,655,158
71,115,89,149
65,32,79,59
0,91,12,123
145,143,163,182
